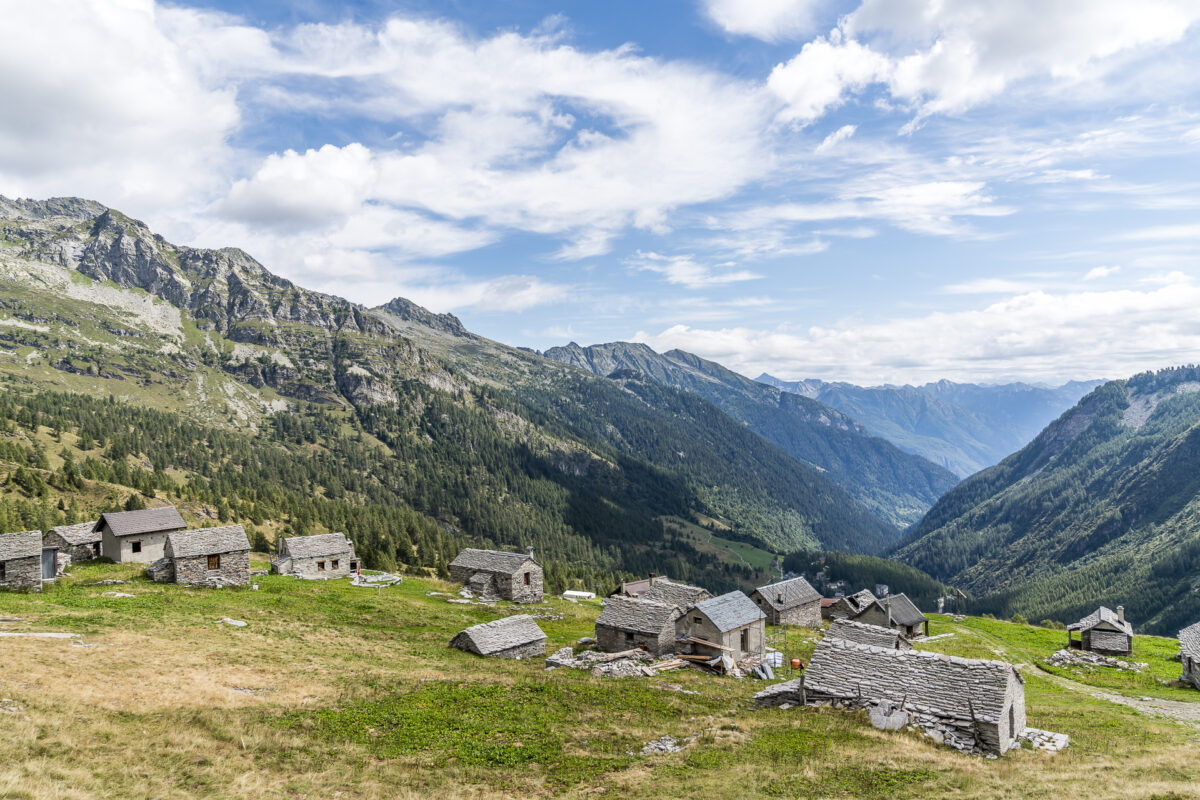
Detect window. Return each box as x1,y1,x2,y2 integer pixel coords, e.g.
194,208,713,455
131,540,142,554
0,562,5,581
208,554,221,570
1008,705,1014,736
350,561,358,571
93,542,101,556
624,631,634,642
523,571,531,586
331,559,339,570
317,561,325,571
693,617,702,625
740,629,749,651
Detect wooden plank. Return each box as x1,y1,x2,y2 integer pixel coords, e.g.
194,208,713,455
677,654,715,662
687,636,733,651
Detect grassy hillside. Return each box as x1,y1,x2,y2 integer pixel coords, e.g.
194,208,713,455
896,366,1200,634
3,563,1200,799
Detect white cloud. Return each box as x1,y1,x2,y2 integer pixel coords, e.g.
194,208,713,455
701,0,829,42
1084,265,1121,281
1119,224,1200,242
637,275,1200,384
630,252,762,289
815,124,857,154
769,37,891,124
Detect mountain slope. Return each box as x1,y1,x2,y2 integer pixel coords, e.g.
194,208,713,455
894,366,1200,634
759,374,1102,477
543,341,958,527
0,196,899,589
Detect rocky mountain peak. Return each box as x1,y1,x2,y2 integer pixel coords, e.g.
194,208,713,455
375,296,467,337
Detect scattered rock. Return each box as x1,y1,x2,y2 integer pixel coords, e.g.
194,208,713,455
85,580,128,586
641,735,694,755
1019,727,1070,752
215,618,247,628
101,591,136,598
660,683,700,696
446,598,473,604
576,636,596,647
869,701,910,731
0,632,81,639
1047,649,1147,672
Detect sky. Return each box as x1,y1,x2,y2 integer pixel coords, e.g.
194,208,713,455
2,1,1200,386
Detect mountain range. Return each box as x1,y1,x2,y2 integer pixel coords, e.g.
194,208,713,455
0,195,917,592
895,365,1200,634
758,374,1102,477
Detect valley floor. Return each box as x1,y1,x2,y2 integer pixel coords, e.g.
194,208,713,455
2,561,1200,799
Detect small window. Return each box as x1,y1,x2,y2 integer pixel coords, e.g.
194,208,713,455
331,559,339,570
1008,705,1014,736
524,571,531,586
694,616,702,625
317,561,325,571
624,631,635,642
741,629,749,651
131,540,142,554
208,554,221,570
0,562,5,581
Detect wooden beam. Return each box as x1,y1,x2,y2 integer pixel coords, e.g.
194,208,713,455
686,636,733,651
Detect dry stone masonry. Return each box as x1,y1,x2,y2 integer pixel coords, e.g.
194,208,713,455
0,531,42,592
148,525,251,587
1179,621,1200,690
271,533,358,579
450,614,547,659
448,548,543,603
750,576,822,627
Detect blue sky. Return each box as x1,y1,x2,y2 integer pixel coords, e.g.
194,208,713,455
2,1,1200,384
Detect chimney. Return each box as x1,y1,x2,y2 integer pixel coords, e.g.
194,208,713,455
649,572,657,579
527,546,535,559
1117,605,1125,624
777,594,784,604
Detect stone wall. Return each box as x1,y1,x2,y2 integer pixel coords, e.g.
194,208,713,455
172,550,250,587
596,623,674,656
0,556,41,591
1086,629,1131,655
491,639,547,660
776,600,822,628
1182,654,1200,690
452,566,544,603
287,554,358,579
42,531,99,563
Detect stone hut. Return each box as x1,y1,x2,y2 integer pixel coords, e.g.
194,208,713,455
826,618,912,650
854,592,929,638
799,636,1026,756
677,591,766,659
0,530,42,591
750,576,821,627
43,521,101,566
1179,621,1200,690
99,506,186,564
639,576,711,608
821,588,877,621
272,533,359,578
595,596,680,656
450,614,547,659
148,525,251,587
448,547,543,603
1067,606,1133,656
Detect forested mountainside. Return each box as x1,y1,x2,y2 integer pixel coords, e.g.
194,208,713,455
894,366,1200,634
0,196,900,592
543,341,957,527
759,374,1101,477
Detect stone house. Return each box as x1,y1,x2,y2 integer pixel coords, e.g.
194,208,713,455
448,547,543,603
638,576,711,608
595,596,680,656
800,636,1026,756
148,525,251,587
854,592,929,638
271,533,359,578
450,614,547,659
0,530,42,591
99,506,186,564
750,576,821,627
821,588,877,621
43,521,101,574
1179,621,1200,690
826,618,912,650
677,591,766,660
1067,606,1133,656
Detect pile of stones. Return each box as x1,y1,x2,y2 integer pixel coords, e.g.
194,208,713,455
1047,648,1147,672
545,646,660,677
1019,727,1070,752
640,735,694,755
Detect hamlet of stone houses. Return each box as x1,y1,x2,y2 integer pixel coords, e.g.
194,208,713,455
12,504,1200,763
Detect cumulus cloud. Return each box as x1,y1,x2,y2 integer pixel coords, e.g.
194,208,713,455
629,252,762,289
1084,265,1121,281
769,37,891,124
701,0,830,42
637,275,1200,384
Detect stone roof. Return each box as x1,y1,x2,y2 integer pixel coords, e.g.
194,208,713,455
449,548,536,574
693,591,765,632
451,614,546,655
281,533,353,559
752,576,821,611
617,576,657,597
1067,606,1133,635
165,525,250,558
100,506,186,537
48,521,101,545
1180,621,1200,659
880,593,927,626
596,596,678,634
639,578,711,609
804,636,1022,724
0,530,41,560
826,618,911,650
844,589,878,612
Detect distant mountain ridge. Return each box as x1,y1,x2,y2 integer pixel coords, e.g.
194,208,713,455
544,341,959,527
0,195,905,592
894,365,1200,634
758,374,1103,477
